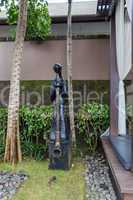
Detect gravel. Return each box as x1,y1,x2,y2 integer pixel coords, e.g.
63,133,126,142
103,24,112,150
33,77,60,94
85,152,117,200
0,171,28,200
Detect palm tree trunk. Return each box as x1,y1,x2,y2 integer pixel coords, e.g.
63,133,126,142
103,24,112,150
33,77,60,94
4,0,28,164
67,0,76,147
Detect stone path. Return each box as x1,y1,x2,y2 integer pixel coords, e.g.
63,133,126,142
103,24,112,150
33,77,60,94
0,171,28,200
85,153,117,200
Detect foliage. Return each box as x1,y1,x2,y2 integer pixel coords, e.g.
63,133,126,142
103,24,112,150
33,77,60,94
20,106,52,160
6,0,51,40
0,106,52,160
0,102,109,160
76,102,109,153
0,108,7,160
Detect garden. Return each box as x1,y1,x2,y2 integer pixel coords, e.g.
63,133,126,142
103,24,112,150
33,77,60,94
0,0,128,199
0,102,114,199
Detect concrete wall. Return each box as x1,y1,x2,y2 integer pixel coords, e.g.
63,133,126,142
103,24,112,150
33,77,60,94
0,22,109,38
0,39,110,80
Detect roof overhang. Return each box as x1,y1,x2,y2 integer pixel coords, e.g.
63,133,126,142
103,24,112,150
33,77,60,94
52,15,105,23
97,0,117,17
0,1,109,25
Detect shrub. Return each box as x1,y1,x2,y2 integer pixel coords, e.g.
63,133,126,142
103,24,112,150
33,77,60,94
0,108,7,160
0,103,109,160
20,106,52,160
0,105,52,160
76,102,109,153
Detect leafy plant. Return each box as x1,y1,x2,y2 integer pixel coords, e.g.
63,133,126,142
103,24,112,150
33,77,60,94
0,103,109,160
76,102,109,153
0,105,52,160
0,108,7,160
6,0,51,40
20,105,52,160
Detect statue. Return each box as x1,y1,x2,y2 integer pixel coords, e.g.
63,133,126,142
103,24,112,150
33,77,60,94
49,63,71,170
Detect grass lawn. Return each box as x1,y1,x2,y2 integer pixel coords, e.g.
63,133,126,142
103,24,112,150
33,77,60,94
0,159,85,200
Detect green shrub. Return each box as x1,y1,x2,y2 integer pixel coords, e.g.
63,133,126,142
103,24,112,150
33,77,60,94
0,108,7,160
0,103,109,160
20,106,52,160
76,102,109,153
0,106,52,160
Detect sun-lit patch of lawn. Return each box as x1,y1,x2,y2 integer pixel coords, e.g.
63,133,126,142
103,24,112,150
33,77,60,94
0,159,85,200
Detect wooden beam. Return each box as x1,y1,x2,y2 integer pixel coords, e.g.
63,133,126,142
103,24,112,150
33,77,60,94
110,13,119,135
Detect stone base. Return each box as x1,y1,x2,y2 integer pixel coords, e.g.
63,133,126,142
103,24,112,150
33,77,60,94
48,140,71,170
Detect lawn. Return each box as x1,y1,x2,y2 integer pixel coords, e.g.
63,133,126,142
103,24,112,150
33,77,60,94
0,159,85,200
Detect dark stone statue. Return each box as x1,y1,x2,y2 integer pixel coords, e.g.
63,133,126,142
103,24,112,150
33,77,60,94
49,64,71,170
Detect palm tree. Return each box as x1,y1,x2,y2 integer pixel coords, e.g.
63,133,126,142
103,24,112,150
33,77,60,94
4,0,28,163
67,0,76,147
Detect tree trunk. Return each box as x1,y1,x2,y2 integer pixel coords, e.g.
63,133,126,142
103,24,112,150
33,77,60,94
4,0,28,164
67,0,76,147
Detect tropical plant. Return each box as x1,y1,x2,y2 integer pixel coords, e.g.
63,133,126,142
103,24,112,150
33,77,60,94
6,0,51,40
0,108,7,160
20,106,52,160
76,102,109,153
0,103,109,159
0,106,52,160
